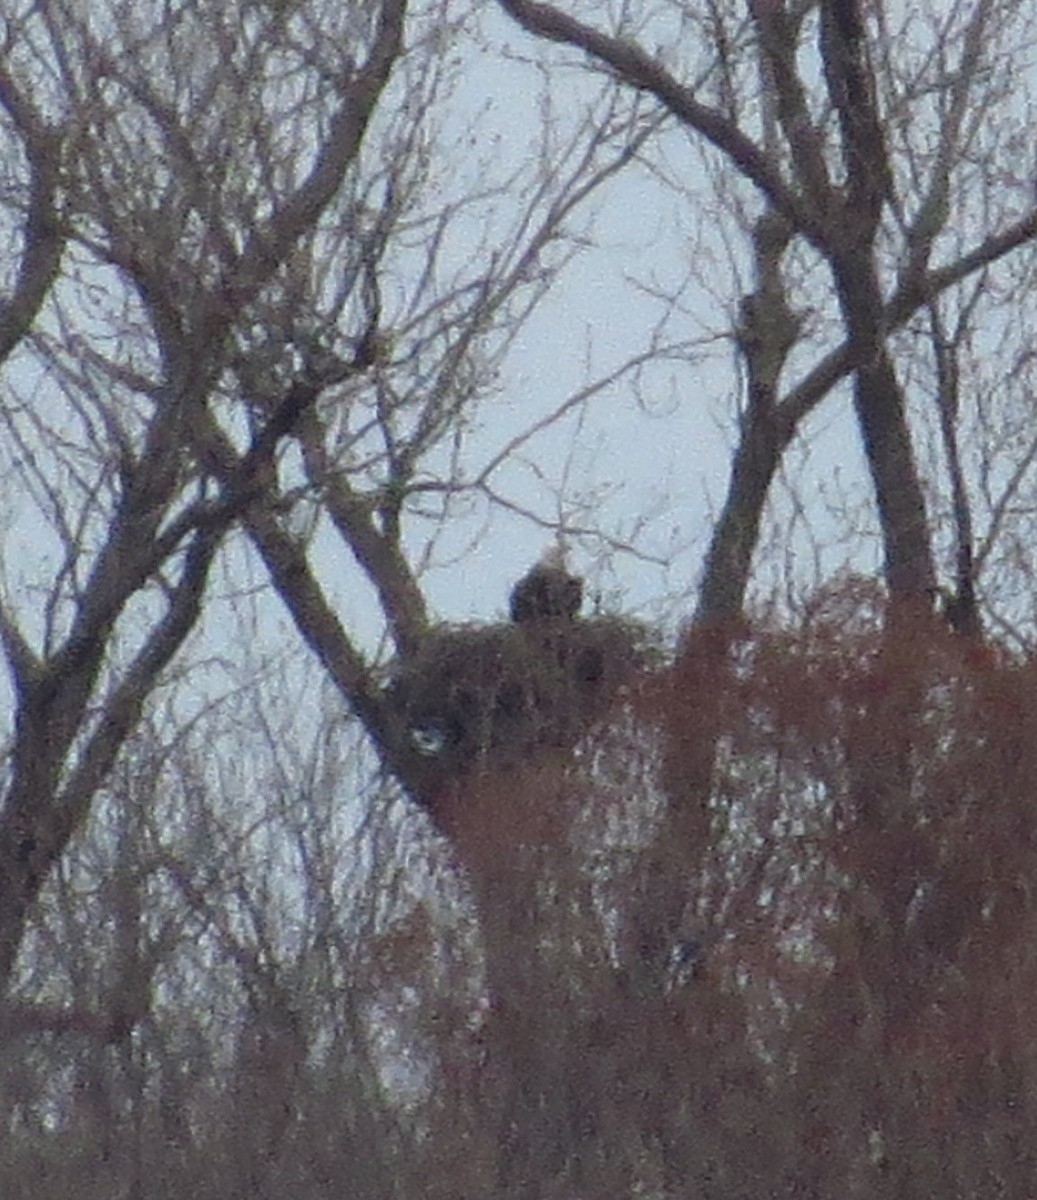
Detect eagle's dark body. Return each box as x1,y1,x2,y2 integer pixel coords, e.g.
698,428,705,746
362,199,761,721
509,547,583,624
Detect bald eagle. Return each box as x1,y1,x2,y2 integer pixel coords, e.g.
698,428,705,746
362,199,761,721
509,546,583,624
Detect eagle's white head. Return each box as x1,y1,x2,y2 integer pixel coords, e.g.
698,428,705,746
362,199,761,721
539,542,568,571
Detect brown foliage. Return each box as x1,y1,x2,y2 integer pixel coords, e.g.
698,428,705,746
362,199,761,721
8,595,1037,1198
422,585,1037,1196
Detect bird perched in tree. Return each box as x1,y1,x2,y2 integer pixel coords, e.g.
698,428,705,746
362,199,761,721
509,544,583,624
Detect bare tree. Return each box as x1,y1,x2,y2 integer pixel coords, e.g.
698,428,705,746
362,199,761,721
0,0,659,1011
486,0,1037,989
9,2,1037,1196
497,0,1037,632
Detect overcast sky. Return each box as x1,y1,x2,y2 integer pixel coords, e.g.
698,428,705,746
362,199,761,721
405,8,873,632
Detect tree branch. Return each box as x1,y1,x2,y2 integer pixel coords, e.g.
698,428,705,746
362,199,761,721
0,65,64,365
497,0,822,243
819,0,890,223
229,0,407,304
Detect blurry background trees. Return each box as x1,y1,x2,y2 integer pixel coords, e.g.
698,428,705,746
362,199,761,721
3,0,1037,1196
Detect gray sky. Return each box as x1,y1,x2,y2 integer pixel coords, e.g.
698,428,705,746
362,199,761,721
406,8,872,631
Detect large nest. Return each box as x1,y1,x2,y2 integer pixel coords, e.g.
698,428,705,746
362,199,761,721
384,615,657,787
